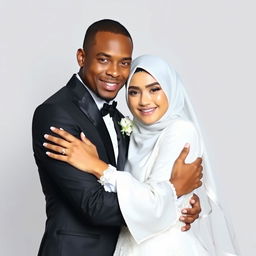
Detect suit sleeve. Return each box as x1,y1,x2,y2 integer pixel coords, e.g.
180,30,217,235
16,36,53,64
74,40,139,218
32,103,124,226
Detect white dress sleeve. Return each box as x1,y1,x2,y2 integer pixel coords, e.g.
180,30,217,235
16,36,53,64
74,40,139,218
98,165,118,192
100,120,202,243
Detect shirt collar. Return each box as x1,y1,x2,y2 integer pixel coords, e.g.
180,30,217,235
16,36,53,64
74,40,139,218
76,73,114,110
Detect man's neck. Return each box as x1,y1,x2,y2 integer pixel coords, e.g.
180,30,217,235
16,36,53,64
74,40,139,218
76,73,115,110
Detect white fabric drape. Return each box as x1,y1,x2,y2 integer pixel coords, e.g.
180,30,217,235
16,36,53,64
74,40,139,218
114,55,239,255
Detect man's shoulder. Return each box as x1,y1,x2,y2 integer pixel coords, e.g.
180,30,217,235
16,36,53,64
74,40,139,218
35,75,81,110
33,87,70,120
43,85,69,105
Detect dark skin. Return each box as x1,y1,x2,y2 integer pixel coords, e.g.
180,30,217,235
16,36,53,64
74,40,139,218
44,31,203,231
77,31,133,101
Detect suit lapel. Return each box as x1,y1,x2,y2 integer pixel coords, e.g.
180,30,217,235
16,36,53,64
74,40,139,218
112,111,129,171
67,75,116,167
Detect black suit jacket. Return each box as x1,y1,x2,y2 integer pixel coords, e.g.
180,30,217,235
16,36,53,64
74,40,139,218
32,75,129,256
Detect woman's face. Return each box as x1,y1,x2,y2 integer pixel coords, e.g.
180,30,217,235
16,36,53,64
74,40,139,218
128,71,169,125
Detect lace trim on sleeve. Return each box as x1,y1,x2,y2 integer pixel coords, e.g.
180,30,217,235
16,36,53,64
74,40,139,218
98,164,118,192
169,183,178,201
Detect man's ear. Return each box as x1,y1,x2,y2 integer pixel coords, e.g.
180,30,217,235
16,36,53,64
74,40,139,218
76,48,86,67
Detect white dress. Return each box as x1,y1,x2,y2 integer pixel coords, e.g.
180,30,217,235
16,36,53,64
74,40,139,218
112,119,209,256
114,224,208,256
106,55,238,255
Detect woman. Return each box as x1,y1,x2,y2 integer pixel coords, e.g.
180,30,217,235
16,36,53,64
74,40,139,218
44,55,238,255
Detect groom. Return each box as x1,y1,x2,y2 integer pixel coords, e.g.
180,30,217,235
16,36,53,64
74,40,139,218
32,19,203,256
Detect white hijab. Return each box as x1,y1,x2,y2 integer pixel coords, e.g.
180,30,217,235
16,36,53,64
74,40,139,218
125,55,239,255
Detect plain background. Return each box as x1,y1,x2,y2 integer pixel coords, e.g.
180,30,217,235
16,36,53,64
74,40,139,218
1,0,255,255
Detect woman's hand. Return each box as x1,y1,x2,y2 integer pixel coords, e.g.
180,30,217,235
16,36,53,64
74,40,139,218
43,127,108,178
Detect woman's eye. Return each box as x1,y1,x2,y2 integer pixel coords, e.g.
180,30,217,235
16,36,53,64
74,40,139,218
150,87,161,93
128,90,138,96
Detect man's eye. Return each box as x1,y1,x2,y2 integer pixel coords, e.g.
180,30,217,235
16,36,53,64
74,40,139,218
121,61,131,67
98,58,108,63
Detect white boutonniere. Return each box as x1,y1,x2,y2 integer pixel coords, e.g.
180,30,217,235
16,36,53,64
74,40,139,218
119,117,133,136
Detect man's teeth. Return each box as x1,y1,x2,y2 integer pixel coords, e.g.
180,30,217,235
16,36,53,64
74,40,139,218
106,82,117,87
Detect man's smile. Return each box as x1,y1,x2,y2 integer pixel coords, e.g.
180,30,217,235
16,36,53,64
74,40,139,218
99,79,121,91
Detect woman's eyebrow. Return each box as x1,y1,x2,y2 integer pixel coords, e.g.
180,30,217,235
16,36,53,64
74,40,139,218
145,82,159,88
128,82,159,90
128,85,139,90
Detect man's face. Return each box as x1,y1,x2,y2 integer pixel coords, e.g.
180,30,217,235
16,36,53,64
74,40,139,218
77,31,133,101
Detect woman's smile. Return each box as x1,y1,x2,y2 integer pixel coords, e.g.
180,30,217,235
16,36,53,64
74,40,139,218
128,70,168,125
138,107,157,115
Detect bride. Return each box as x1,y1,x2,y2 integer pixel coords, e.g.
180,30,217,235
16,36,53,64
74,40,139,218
44,55,238,255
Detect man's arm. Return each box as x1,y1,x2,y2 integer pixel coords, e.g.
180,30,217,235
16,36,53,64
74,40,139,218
32,103,124,226
170,144,202,231
179,194,201,231
41,121,202,231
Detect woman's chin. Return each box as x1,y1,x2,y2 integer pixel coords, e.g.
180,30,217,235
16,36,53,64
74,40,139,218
136,116,161,125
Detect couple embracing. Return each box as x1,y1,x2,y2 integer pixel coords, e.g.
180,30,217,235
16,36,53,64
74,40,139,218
32,19,238,255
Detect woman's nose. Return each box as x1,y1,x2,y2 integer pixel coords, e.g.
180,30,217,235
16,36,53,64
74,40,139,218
139,92,151,106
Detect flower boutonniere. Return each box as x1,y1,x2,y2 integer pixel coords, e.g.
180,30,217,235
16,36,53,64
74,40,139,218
119,117,134,136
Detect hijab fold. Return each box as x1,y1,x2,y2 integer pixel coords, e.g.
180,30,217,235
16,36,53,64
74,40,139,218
124,55,239,255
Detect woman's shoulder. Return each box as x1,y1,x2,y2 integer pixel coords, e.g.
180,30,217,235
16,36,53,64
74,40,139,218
160,119,202,159
165,118,198,136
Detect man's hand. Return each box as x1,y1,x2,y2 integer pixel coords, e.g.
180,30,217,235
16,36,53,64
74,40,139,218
179,194,201,231
170,144,203,197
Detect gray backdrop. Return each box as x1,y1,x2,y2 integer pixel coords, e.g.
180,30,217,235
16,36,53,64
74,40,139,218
1,0,255,255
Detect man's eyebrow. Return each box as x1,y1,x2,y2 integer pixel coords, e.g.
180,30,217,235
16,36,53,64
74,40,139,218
96,53,132,61
96,52,111,58
122,57,132,61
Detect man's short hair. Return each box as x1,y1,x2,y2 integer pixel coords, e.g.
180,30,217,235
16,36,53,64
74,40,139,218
83,19,133,50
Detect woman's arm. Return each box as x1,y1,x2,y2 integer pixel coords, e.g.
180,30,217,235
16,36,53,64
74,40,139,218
44,124,202,236
44,126,202,195
114,119,202,242
43,126,108,178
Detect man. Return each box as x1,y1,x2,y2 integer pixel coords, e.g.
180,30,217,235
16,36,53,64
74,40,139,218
32,19,202,256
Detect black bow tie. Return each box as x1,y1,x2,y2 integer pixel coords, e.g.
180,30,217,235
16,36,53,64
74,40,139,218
100,101,117,117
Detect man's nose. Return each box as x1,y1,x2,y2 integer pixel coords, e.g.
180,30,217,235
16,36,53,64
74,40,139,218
106,63,120,78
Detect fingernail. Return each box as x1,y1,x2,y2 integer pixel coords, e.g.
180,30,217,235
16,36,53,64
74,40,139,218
181,227,186,232
182,209,187,214
46,152,50,155
50,126,56,131
43,143,47,147
180,216,185,221
184,143,190,148
191,199,195,204
60,128,64,130
44,134,49,138
81,132,85,137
